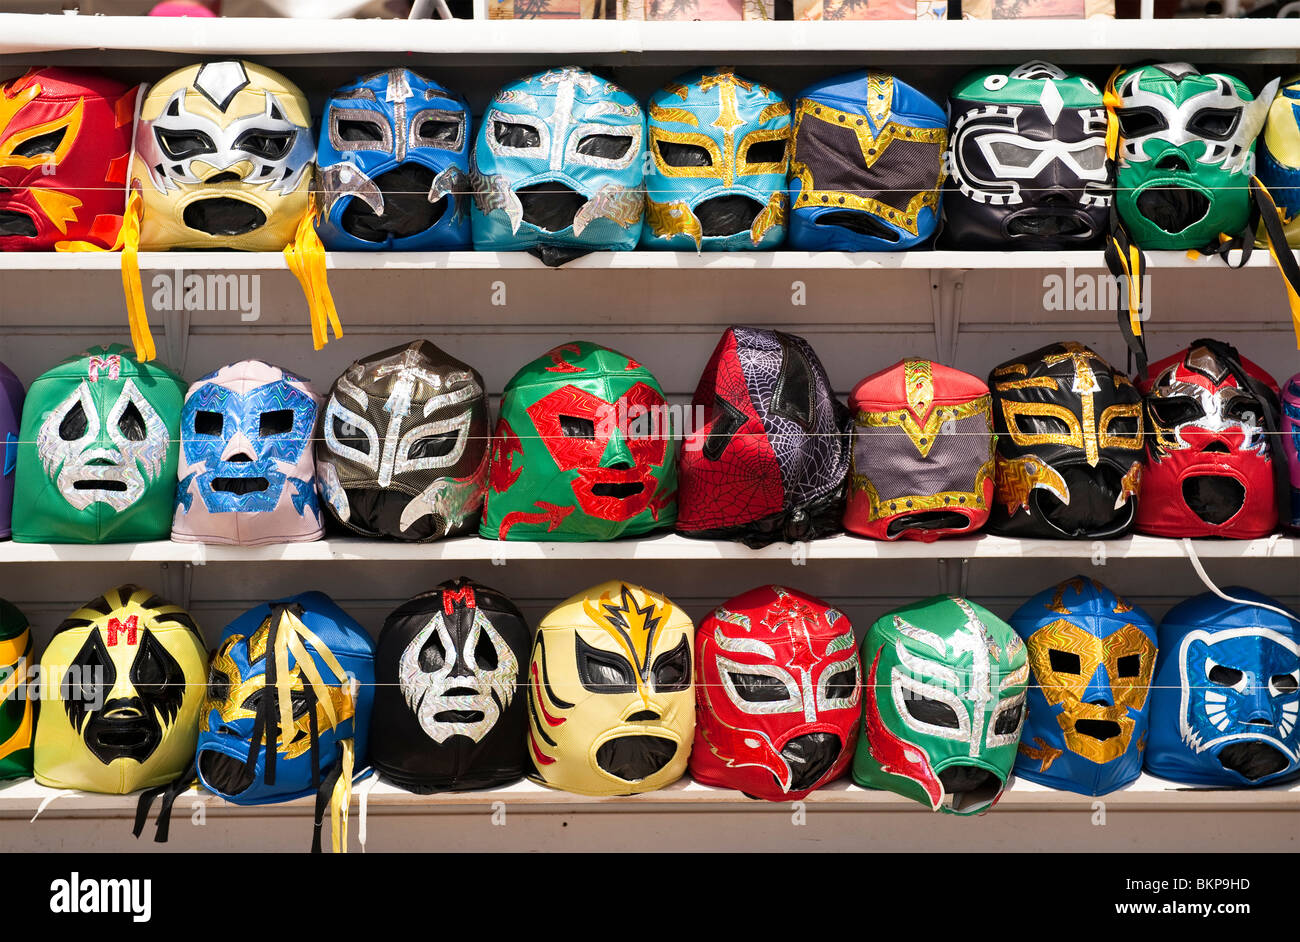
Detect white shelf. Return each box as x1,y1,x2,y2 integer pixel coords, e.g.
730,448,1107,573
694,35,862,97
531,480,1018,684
1,533,1296,563
4,15,1300,61
2,771,1296,817
0,249,1278,272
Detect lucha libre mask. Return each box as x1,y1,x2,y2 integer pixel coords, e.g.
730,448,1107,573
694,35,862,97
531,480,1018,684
690,585,860,801
0,362,22,539
371,578,531,793
471,67,645,264
853,595,1028,815
945,61,1110,250
677,327,851,547
0,598,34,781
317,341,489,542
1257,77,1300,246
1109,63,1275,250
481,341,677,541
1284,372,1300,529
315,69,471,251
987,341,1144,539
197,593,374,847
0,68,138,251
33,584,207,794
132,60,315,251
1136,339,1280,539
1010,577,1158,796
642,68,790,252
788,71,947,251
527,581,694,796
844,358,995,542
173,360,322,546
1146,589,1300,787
12,345,185,544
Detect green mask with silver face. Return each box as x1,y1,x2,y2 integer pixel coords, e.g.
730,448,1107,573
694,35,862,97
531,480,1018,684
853,595,1029,815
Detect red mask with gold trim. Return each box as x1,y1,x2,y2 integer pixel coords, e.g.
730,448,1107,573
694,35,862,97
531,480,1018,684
0,69,138,251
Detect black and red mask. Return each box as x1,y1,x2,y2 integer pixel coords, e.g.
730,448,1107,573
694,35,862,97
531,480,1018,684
677,326,851,547
1136,339,1281,539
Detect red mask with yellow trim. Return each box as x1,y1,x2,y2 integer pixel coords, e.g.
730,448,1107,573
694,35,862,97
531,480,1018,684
0,68,138,252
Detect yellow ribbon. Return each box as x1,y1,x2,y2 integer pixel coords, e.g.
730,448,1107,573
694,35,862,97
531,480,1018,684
284,197,342,351
330,739,355,854
268,608,349,742
1103,66,1125,163
1253,177,1300,348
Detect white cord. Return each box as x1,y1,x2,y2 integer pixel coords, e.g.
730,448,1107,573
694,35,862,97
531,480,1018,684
1181,538,1300,625
357,771,381,853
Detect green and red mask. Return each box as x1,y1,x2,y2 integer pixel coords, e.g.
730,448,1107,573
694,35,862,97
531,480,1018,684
12,345,185,543
853,595,1028,815
0,598,33,780
480,341,677,541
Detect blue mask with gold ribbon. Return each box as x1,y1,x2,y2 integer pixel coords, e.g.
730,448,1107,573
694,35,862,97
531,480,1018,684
1146,589,1300,788
1010,577,1158,796
315,69,471,251
788,71,947,252
471,67,645,264
643,68,790,252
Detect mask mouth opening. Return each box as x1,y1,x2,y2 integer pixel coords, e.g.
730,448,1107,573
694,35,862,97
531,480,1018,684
1218,741,1289,781
74,479,127,492
183,197,268,237
886,510,972,537
1073,718,1122,741
1134,185,1211,235
1004,208,1096,239
695,194,763,237
212,477,270,495
0,209,38,237
433,709,485,724
516,182,587,232
199,747,257,796
938,763,1002,813
781,731,841,792
1034,464,1128,537
591,481,645,499
1182,474,1246,524
340,164,448,242
814,209,901,242
85,701,160,763
595,735,677,782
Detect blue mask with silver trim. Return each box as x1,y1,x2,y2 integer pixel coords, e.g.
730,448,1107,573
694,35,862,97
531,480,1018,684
471,67,645,263
315,69,471,251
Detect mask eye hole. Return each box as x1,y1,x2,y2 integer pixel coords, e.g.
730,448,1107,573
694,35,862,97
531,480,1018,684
234,129,294,161
419,632,447,672
1270,673,1299,696
728,671,789,702
1106,414,1140,438
59,401,89,441
1048,649,1082,674
1208,662,1245,688
1148,395,1204,427
1116,106,1167,138
576,133,632,160
744,138,786,165
656,140,711,167
194,410,224,436
823,667,856,700
13,128,66,159
989,140,1042,168
336,118,385,143
576,635,638,695
207,669,230,704
1187,106,1240,141
1073,144,1107,172
904,695,961,729
770,340,816,431
416,117,461,145
702,395,746,462
156,128,215,159
993,701,1023,735
1018,413,1073,436
474,629,498,671
1116,654,1142,678
493,120,541,148
408,430,460,460
559,414,595,439
1222,396,1262,423
332,415,371,455
258,409,294,437
651,637,691,693
118,401,147,442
